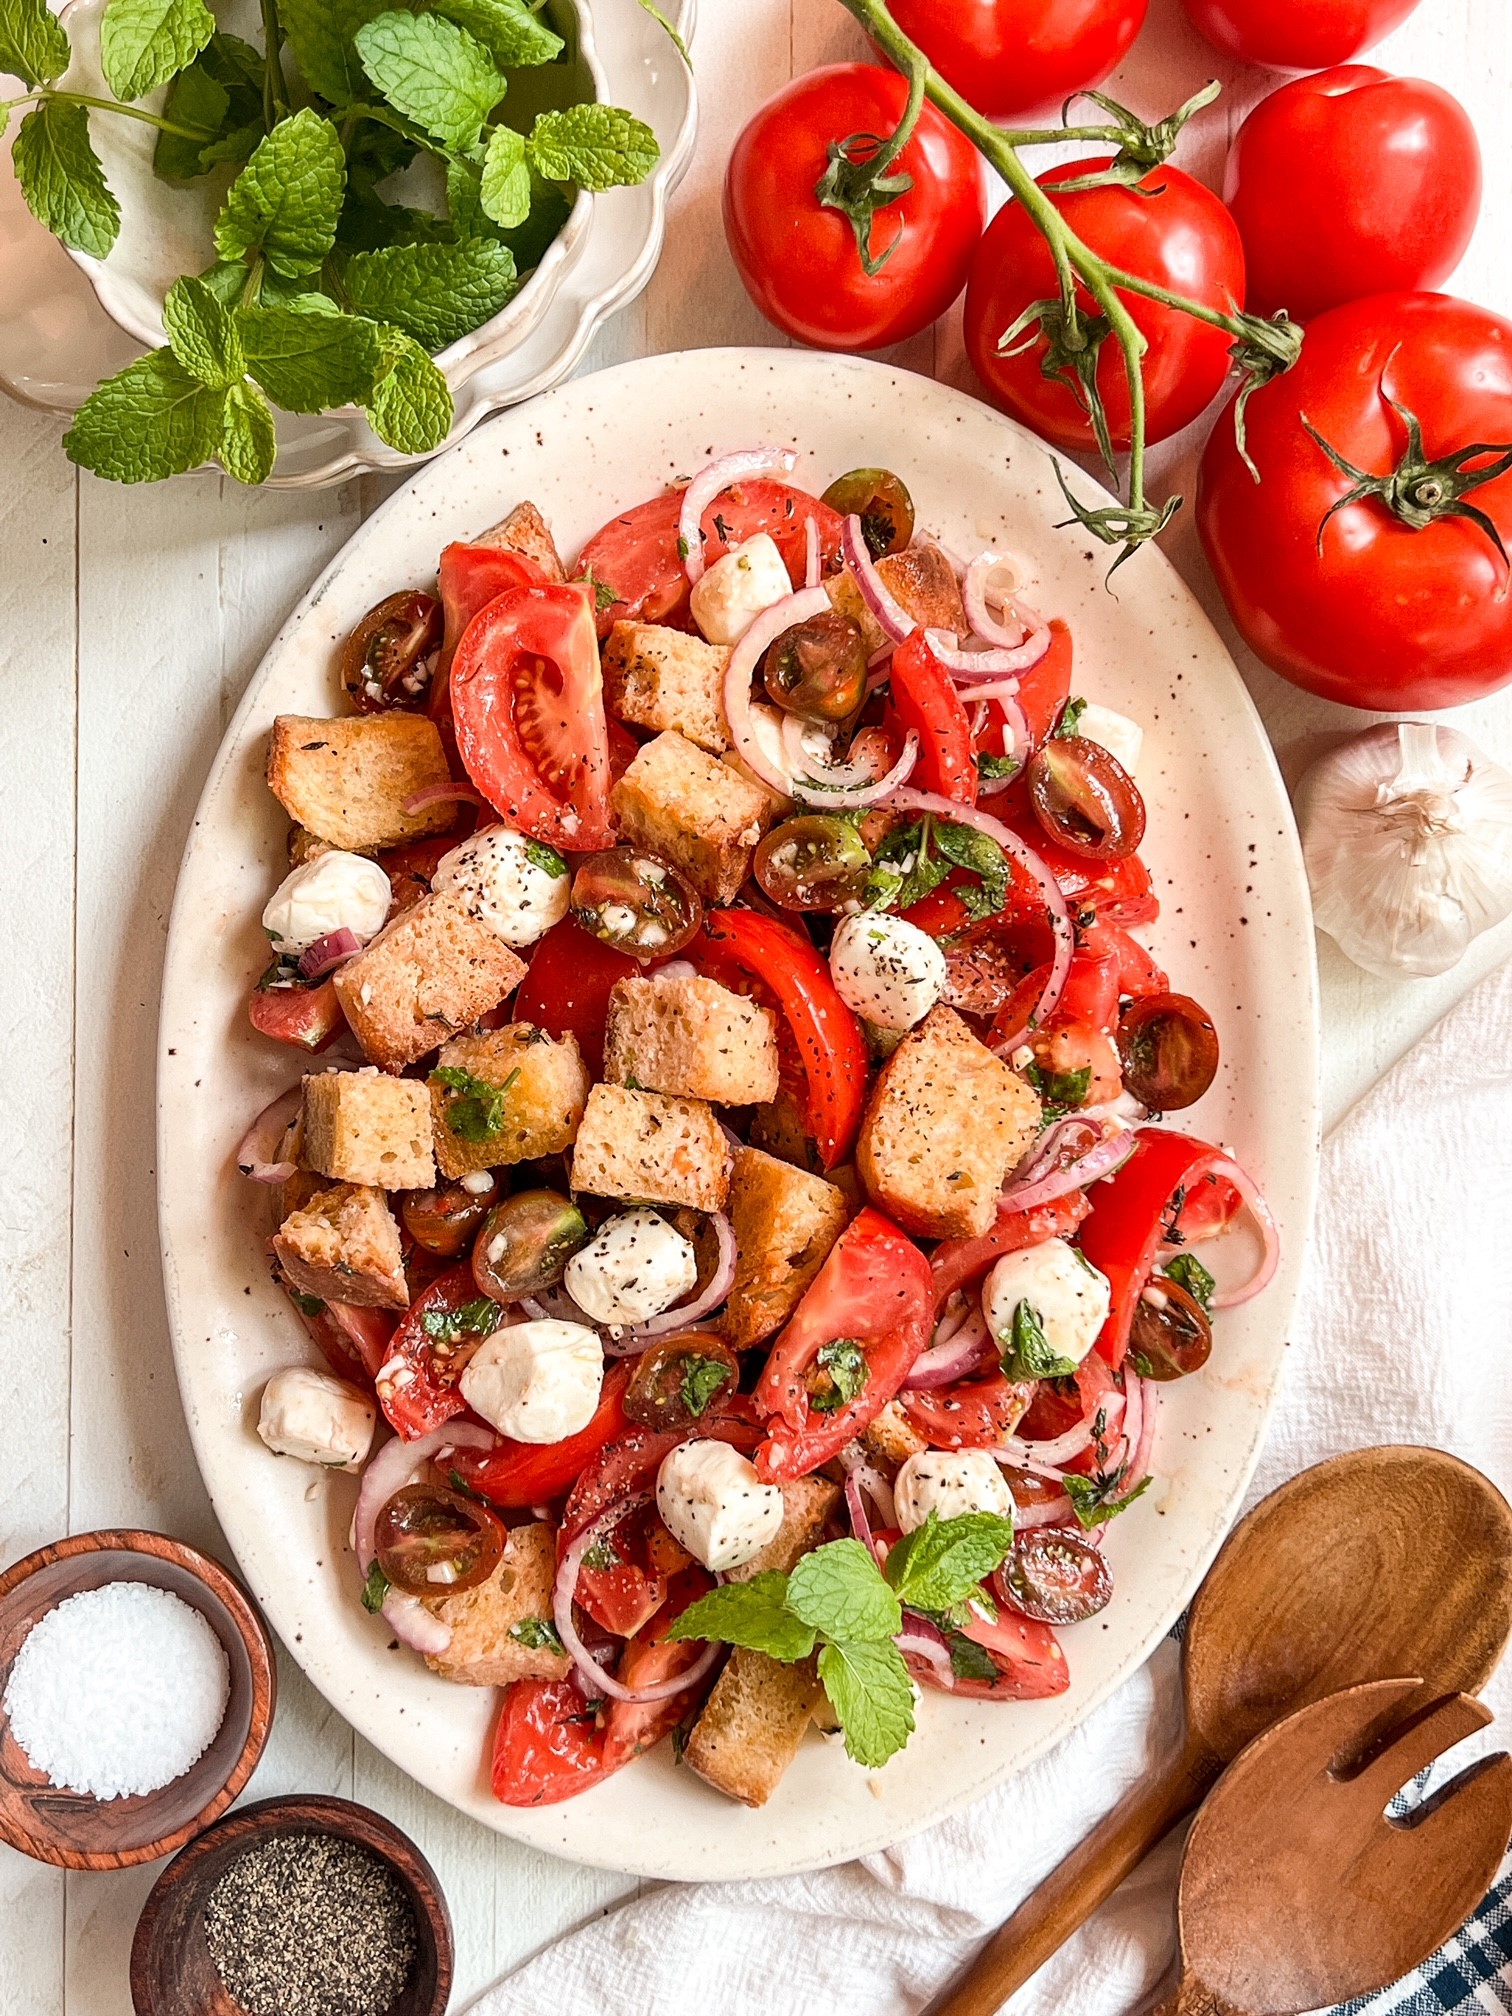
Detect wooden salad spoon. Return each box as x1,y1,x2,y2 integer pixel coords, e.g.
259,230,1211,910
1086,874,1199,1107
926,1446,1512,2016
1154,1677,1512,2016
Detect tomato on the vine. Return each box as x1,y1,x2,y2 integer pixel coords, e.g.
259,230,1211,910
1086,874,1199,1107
724,64,986,353
886,0,1148,121
964,160,1245,452
1197,293,1512,710
1182,0,1424,69
1224,68,1480,324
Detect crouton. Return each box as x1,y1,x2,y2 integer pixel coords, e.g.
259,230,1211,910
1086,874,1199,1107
570,1083,731,1212
604,974,779,1107
728,1476,840,1581
610,732,772,906
602,622,731,754
858,1006,1042,1239
266,714,456,853
422,1522,571,1687
825,542,969,660
272,1182,410,1310
862,1398,928,1468
429,1023,589,1177
720,1145,848,1348
469,500,566,583
748,1090,820,1172
301,1070,435,1191
334,890,527,1072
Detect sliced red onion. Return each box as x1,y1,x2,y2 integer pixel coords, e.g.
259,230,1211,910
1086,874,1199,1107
603,1212,737,1354
923,628,1048,684
996,1392,1124,1471
948,674,1025,706
841,515,916,644
1121,1375,1158,1495
962,554,1039,647
353,1420,496,1656
1010,1489,1077,1529
1201,1157,1282,1309
998,1131,1139,1214
298,927,362,980
903,1306,996,1390
555,1494,722,1704
897,1613,956,1687
932,1294,971,1348
680,449,797,587
1011,1117,1100,1190
723,585,833,795
804,512,822,589
403,780,483,814
780,711,922,809
236,1083,305,1184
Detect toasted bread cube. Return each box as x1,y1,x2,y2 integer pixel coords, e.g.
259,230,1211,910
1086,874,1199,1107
862,1398,929,1468
858,1006,1042,1239
470,501,566,583
728,1476,840,1582
602,622,732,754
422,1523,570,1686
301,1070,435,1191
825,542,969,660
266,714,456,853
720,1146,849,1348
570,1083,731,1212
429,1023,589,1177
334,890,527,1072
604,974,779,1107
272,1182,410,1310
610,732,772,906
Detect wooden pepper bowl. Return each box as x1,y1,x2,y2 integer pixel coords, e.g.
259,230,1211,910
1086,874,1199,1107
0,1529,276,1869
130,1794,454,2016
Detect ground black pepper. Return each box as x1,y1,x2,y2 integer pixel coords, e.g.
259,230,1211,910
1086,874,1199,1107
203,1832,418,2016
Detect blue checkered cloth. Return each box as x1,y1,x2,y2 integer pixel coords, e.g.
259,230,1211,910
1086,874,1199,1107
1336,1870,1512,2016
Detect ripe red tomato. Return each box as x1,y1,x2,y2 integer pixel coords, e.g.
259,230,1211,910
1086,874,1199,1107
1225,68,1480,324
964,160,1244,452
888,630,976,804
724,64,986,353
1182,0,1423,68
514,917,647,1076
448,1364,633,1507
491,1678,616,1807
887,0,1148,120
1198,293,1512,710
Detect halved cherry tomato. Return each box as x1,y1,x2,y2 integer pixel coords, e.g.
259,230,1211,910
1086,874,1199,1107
514,917,648,1077
272,1256,393,1385
451,582,614,851
570,847,703,961
448,1363,633,1508
1129,1276,1213,1380
902,1371,1034,1450
888,630,977,804
1077,1128,1229,1367
1027,736,1146,860
1117,992,1220,1111
999,1529,1113,1625
402,1178,499,1259
930,1192,1089,1308
700,909,869,1169
377,1265,496,1441
248,976,346,1051
600,1570,719,1771
432,545,543,717
374,1483,504,1595
491,1677,617,1807
341,589,441,714
755,1208,934,1480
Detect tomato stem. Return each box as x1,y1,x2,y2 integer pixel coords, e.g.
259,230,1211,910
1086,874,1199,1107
813,60,927,277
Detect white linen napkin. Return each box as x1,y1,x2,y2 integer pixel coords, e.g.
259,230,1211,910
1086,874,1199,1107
471,958,1512,2016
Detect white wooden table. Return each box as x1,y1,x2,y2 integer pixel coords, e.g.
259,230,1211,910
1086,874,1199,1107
4,0,1511,2007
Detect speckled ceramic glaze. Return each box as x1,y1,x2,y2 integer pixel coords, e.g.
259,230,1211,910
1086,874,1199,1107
158,349,1320,1880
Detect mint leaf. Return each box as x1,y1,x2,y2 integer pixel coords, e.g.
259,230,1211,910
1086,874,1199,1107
509,1616,564,1653
361,1560,391,1612
1053,696,1087,739
787,1539,902,1644
219,380,277,484
665,1572,818,1663
430,1061,518,1141
13,101,120,258
636,0,690,66
101,0,214,99
679,1353,732,1419
0,0,71,86
215,109,346,278
354,10,506,154
946,1629,999,1681
342,236,518,351
932,821,1009,923
64,350,222,482
163,274,244,388
810,1337,868,1414
239,303,381,412
152,60,229,179
435,0,562,65
1064,1469,1152,1530
275,0,388,104
1164,1251,1216,1311
480,124,531,230
818,1639,915,1768
884,1512,1015,1615
1001,1299,1080,1381
1022,1060,1093,1120
366,328,453,455
526,103,660,191
420,1294,502,1345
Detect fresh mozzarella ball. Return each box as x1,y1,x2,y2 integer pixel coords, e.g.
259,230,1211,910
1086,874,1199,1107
432,823,571,948
262,851,392,957
564,1208,698,1328
656,1439,785,1572
459,1320,603,1443
257,1367,377,1470
689,534,793,645
829,911,948,1031
894,1449,1016,1533
1076,704,1143,779
982,1238,1113,1369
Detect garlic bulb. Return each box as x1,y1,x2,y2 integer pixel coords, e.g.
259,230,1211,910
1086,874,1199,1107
1296,722,1512,980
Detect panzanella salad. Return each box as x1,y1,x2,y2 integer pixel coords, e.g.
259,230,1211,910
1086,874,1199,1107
236,453,1278,1808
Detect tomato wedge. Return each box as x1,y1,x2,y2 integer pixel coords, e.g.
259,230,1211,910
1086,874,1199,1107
448,1363,633,1507
929,1192,1090,1309
514,916,650,1076
953,1607,1071,1700
248,976,346,1052
755,1208,934,1480
600,1570,719,1771
889,629,977,804
272,1254,394,1386
491,1676,618,1807
432,544,544,717
902,1371,1034,1451
376,1264,489,1441
700,909,869,1169
1015,619,1074,750
1076,1128,1229,1367
451,582,615,851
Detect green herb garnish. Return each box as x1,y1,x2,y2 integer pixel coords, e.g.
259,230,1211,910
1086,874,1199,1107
421,1294,503,1346
810,1337,868,1414
1053,696,1088,738
1000,1299,1080,1381
509,1617,565,1653
360,1561,390,1613
523,838,568,879
1163,1251,1216,1311
1023,1060,1093,1120
680,1354,734,1419
430,1063,519,1142
864,814,1009,923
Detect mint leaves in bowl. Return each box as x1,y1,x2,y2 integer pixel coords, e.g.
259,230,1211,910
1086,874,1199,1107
0,0,664,484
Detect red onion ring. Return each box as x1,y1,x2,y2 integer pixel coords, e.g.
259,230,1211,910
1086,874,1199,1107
353,1420,496,1656
1010,1490,1077,1529
843,1466,896,1566
841,515,916,644
1201,1157,1283,1309
554,1494,723,1704
1121,1375,1158,1496
996,1392,1125,1471
1012,1117,1100,1190
781,711,922,810
603,1212,737,1354
680,449,797,587
235,1083,304,1184
723,584,833,795
897,1613,957,1687
902,1306,996,1390
403,781,483,814
998,1131,1139,1214
962,555,1045,651
804,512,822,589
923,628,1049,683
298,927,362,980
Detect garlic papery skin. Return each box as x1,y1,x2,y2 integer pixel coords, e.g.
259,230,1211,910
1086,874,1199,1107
1296,723,1512,980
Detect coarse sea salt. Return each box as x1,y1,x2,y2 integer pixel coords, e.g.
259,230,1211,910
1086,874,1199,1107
2,1581,231,1800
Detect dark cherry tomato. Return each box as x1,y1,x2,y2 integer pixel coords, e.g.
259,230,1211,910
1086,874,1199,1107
1027,737,1146,860
374,1483,505,1596
762,611,869,722
754,815,873,912
473,1190,588,1303
570,848,703,962
1000,1527,1114,1625
820,468,916,558
402,1177,500,1258
624,1334,741,1434
340,590,441,713
1117,993,1219,1111
1129,1276,1214,1381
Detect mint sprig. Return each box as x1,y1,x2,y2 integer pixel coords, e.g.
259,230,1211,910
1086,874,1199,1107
13,100,120,256
101,0,215,102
